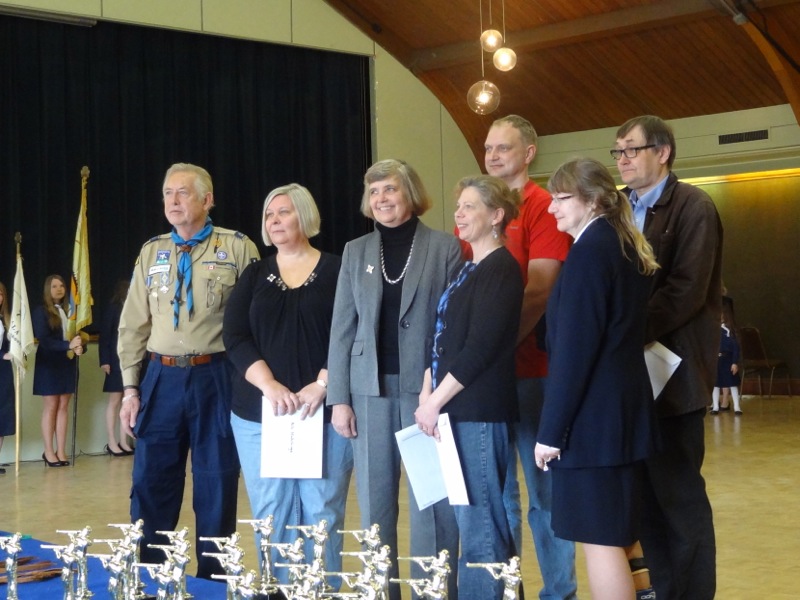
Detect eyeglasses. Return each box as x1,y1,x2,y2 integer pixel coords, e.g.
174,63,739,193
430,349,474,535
609,144,656,160
550,194,574,204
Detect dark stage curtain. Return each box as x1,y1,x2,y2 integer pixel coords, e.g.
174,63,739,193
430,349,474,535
0,15,372,330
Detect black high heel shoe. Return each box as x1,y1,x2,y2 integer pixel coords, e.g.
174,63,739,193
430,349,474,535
104,444,127,457
42,452,65,467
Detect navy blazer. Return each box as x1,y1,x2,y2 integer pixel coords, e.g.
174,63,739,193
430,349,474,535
327,221,462,404
32,305,76,395
540,218,657,468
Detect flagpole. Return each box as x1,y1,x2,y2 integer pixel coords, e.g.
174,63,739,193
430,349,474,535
71,355,80,466
69,166,91,467
13,232,22,476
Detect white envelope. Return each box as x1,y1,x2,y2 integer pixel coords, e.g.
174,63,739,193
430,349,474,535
644,341,682,401
260,397,323,478
395,413,469,509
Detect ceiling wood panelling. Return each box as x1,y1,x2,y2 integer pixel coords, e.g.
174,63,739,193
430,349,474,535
324,0,800,160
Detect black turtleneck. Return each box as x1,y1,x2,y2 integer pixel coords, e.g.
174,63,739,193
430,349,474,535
375,215,418,374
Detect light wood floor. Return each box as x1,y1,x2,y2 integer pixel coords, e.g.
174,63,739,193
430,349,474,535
3,394,798,599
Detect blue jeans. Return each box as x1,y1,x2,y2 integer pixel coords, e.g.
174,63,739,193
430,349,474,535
505,377,577,599
231,413,353,591
452,421,514,600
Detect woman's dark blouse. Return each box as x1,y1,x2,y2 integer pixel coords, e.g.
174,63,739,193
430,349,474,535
430,246,523,423
223,252,341,423
376,215,418,375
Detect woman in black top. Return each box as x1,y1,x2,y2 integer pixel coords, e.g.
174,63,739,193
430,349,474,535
33,274,84,466
223,183,353,591
415,175,523,600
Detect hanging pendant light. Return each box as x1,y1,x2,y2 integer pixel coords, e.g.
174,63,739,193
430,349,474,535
467,80,501,114
480,29,503,52
493,47,517,71
492,0,516,71
468,0,501,114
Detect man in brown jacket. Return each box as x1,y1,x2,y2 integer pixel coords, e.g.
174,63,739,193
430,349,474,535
613,115,722,600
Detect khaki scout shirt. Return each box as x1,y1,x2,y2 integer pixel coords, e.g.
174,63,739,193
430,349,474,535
118,226,260,387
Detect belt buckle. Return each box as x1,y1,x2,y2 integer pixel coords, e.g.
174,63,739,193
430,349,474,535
175,355,192,368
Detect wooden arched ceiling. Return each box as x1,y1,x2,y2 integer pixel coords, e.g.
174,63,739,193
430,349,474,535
324,0,800,161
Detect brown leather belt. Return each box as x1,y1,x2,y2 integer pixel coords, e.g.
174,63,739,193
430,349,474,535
150,352,225,368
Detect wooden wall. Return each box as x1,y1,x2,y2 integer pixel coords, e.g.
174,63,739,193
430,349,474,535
698,169,800,394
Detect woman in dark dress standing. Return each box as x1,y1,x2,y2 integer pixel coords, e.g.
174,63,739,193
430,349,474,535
223,183,353,590
33,274,84,466
535,158,659,600
99,280,134,455
0,281,14,474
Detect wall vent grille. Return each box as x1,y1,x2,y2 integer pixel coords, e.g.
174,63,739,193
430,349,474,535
719,129,769,145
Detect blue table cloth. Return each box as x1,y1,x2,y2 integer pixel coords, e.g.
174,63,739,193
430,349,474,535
2,531,226,598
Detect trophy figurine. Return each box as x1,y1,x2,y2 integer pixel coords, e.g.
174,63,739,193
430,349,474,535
56,527,93,599
466,556,521,600
239,516,280,594
1,532,23,600
338,524,381,553
42,544,79,600
201,533,246,600
393,549,451,600
107,520,146,599
153,528,192,600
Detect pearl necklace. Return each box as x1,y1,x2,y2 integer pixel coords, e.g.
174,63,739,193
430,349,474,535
380,234,416,285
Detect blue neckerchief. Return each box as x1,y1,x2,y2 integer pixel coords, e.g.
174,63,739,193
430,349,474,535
170,218,213,330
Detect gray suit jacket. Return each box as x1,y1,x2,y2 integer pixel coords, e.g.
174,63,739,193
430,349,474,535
327,221,462,404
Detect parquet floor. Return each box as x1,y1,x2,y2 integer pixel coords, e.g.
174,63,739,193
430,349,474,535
2,394,798,598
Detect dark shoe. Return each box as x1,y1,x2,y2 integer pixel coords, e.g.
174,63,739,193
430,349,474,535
709,409,719,415
59,460,71,466
105,444,127,457
0,467,6,474
735,410,743,416
42,453,65,467
120,447,135,456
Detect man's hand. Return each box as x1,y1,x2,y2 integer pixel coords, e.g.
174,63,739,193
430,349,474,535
120,396,140,439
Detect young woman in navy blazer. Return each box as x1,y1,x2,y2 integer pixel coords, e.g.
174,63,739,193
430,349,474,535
535,158,659,600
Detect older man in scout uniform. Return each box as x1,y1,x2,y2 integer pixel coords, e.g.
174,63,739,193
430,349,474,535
118,163,259,579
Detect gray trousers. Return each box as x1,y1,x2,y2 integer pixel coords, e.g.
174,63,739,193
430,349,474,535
352,375,460,600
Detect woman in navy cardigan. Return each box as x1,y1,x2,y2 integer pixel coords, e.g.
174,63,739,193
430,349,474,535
415,175,523,600
33,275,84,466
534,158,659,600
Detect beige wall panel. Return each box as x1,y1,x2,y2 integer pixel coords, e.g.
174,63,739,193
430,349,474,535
438,108,480,231
0,0,100,16
373,49,445,230
292,0,373,55
203,0,291,43
535,105,800,181
102,0,201,30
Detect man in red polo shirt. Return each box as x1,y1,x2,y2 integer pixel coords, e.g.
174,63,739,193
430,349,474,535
482,115,575,599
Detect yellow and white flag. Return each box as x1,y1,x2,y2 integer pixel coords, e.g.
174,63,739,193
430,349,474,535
9,253,35,377
67,167,93,338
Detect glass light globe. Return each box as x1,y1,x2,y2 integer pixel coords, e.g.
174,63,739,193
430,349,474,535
480,29,503,52
493,47,517,71
467,80,501,115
